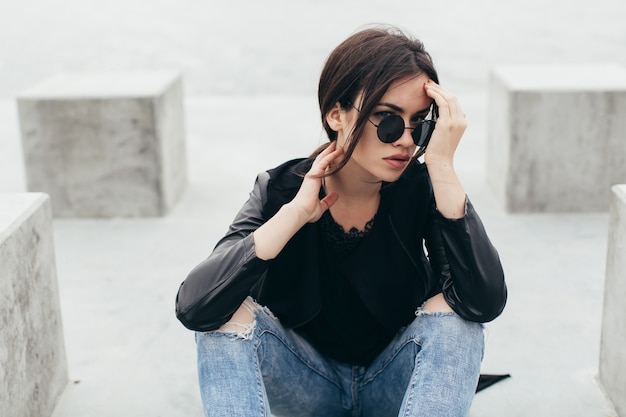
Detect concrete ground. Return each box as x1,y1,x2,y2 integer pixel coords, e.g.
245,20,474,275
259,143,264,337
0,0,624,416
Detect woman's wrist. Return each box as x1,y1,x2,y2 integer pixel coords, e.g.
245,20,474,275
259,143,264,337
253,202,309,260
281,201,312,226
425,158,458,185
425,161,466,219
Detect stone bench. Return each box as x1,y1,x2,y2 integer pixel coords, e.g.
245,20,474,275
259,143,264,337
487,65,626,212
599,184,626,417
17,71,187,217
0,193,67,417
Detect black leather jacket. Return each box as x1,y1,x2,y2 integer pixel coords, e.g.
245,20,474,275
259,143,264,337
176,158,507,332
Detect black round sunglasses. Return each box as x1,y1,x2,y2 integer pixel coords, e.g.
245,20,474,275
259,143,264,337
352,104,437,147
370,115,436,147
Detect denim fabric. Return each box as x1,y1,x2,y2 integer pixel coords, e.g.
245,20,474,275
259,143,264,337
195,301,484,417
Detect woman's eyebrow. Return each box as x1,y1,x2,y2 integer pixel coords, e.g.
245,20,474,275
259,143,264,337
378,102,432,115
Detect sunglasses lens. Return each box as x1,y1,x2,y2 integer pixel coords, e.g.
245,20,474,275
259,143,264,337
376,115,436,147
412,120,436,147
377,115,404,143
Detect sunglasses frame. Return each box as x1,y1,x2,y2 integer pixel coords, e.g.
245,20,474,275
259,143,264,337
350,103,437,148
368,115,436,147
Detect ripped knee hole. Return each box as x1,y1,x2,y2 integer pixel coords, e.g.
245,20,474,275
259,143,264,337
217,298,259,333
420,293,454,313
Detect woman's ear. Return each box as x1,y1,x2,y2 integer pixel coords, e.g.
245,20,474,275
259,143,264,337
325,102,343,132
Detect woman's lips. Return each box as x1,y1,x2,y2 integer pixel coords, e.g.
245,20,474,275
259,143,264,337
383,154,410,169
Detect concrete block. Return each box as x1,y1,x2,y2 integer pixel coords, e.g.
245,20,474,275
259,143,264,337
0,193,68,417
17,71,187,217
599,184,626,416
487,65,626,212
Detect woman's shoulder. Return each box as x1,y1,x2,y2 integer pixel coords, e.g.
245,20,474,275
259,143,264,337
265,157,314,185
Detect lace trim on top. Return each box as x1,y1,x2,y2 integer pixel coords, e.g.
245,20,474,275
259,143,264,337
319,210,375,255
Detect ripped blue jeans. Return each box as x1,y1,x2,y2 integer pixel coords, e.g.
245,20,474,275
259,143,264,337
195,298,484,417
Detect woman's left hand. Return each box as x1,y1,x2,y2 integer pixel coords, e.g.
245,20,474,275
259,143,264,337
422,80,467,219
423,80,467,166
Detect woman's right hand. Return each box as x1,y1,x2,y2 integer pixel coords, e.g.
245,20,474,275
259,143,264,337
289,141,344,223
253,142,344,260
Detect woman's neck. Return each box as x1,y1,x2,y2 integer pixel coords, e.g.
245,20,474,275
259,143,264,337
325,165,381,203
323,162,382,232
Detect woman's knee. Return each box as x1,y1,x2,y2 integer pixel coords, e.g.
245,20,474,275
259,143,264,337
420,293,453,313
411,296,484,355
216,297,259,335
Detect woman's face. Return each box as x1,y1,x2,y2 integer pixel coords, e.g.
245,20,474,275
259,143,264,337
337,74,433,183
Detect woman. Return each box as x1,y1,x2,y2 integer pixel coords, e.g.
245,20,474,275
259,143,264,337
175,25,507,417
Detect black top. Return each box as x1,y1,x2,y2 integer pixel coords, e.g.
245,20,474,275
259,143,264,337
298,211,389,366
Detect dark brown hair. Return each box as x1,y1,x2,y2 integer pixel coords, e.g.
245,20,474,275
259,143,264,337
313,25,439,174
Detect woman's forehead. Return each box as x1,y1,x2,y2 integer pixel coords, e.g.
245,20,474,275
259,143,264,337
377,75,431,108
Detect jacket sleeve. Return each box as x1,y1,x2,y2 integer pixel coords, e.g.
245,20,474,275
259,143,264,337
175,172,271,331
424,197,507,323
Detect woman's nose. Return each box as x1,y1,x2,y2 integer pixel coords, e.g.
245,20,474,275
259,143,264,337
393,125,415,147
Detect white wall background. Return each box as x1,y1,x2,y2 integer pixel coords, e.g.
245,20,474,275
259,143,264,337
1,0,625,98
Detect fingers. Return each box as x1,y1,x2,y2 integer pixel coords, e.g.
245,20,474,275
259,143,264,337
422,81,467,164
294,141,343,223
308,141,344,177
320,192,339,211
319,141,344,162
425,80,465,122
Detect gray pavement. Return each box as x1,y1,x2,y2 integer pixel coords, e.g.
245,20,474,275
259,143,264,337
1,1,625,416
